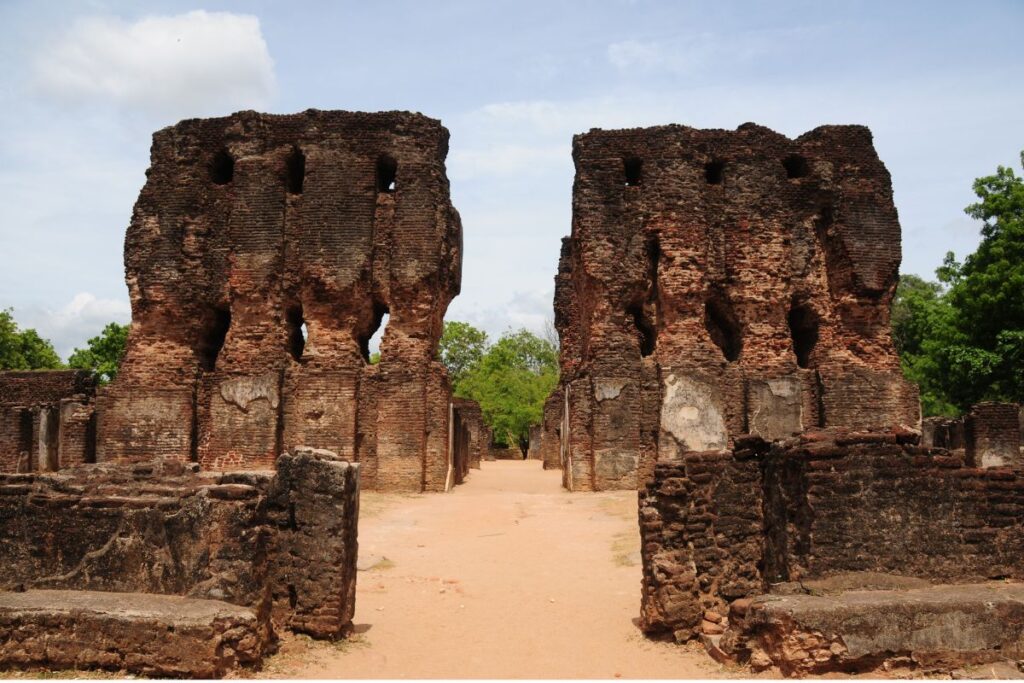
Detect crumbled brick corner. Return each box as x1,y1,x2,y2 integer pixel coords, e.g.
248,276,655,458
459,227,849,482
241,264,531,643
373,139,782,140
267,447,360,639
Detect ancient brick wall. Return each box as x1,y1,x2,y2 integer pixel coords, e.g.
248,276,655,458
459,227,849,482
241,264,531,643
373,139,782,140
551,124,920,491
94,110,462,491
639,431,1024,641
453,398,485,471
0,451,359,640
0,371,96,473
538,389,563,470
639,450,763,641
965,402,1021,468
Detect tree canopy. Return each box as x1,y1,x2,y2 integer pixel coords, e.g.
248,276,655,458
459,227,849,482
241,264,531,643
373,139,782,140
437,321,488,386
894,151,1024,415
0,309,62,370
439,322,558,456
68,322,130,383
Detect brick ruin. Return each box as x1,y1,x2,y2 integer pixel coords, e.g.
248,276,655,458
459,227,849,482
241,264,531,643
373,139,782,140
0,109,491,676
2,108,1022,677
568,123,1024,675
0,110,488,494
0,371,96,473
91,109,469,493
544,123,921,492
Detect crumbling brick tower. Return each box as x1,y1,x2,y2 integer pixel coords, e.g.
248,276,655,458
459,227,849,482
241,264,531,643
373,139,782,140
96,110,462,491
551,123,920,491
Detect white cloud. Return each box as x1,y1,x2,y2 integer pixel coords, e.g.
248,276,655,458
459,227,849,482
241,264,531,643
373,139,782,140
18,293,131,361
447,289,554,343
33,10,275,120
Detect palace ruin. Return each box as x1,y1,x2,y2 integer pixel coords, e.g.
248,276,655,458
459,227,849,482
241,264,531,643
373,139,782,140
545,122,1023,675
543,123,921,491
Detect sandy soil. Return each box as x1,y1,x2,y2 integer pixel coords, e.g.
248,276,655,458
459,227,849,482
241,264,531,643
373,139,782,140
260,460,732,679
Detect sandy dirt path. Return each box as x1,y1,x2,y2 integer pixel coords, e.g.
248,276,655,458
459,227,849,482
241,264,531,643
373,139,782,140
261,460,726,679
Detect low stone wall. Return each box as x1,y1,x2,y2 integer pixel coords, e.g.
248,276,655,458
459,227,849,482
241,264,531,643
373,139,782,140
639,430,1024,642
0,450,359,640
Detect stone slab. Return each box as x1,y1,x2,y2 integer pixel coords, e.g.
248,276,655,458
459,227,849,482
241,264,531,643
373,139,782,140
728,582,1024,676
0,589,272,678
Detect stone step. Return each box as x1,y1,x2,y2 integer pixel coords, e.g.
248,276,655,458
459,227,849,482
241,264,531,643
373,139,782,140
723,582,1024,676
0,589,274,678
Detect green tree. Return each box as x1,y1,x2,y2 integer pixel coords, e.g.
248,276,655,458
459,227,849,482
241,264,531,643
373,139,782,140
456,329,558,457
0,309,62,370
893,151,1024,413
68,322,130,383
437,321,488,389
891,276,960,416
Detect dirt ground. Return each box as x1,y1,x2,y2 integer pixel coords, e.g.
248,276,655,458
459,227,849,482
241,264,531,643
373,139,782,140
259,460,730,679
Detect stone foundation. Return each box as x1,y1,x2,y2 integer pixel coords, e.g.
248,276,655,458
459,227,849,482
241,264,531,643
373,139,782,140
0,589,269,678
720,583,1024,676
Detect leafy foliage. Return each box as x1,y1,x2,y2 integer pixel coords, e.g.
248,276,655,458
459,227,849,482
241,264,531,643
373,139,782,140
894,151,1024,414
441,324,558,456
68,322,129,383
0,309,62,370
437,321,488,386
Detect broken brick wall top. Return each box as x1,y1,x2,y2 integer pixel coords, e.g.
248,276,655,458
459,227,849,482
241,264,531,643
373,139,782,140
0,371,95,406
118,109,461,385
553,123,919,489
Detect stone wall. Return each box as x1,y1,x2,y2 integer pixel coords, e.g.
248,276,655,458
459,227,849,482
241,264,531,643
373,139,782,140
91,110,462,492
0,371,96,473
965,402,1021,468
921,402,1021,469
639,431,1024,641
548,123,920,490
0,451,360,640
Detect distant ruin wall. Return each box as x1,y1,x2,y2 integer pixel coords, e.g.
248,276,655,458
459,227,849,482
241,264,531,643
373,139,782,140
639,431,1024,641
548,123,920,491
90,110,462,492
0,371,96,473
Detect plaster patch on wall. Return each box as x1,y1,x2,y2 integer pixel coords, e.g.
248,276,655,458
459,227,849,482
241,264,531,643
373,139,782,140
660,373,727,454
220,373,280,412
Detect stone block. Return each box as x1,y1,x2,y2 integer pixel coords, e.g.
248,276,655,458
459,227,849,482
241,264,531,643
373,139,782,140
0,589,271,678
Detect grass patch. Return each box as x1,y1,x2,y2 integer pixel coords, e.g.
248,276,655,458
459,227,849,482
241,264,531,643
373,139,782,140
611,531,640,567
369,557,396,571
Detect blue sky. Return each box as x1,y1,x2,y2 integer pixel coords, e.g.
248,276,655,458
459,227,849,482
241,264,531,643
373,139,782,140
1,0,1022,358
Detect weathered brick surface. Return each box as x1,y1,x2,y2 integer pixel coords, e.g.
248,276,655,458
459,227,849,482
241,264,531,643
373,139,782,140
0,453,359,639
0,371,96,473
453,398,485,475
638,451,764,641
766,433,1024,583
0,371,94,405
548,124,920,490
95,110,462,491
0,589,270,678
965,402,1021,468
639,432,1024,642
538,389,564,470
266,448,360,638
723,583,1024,676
